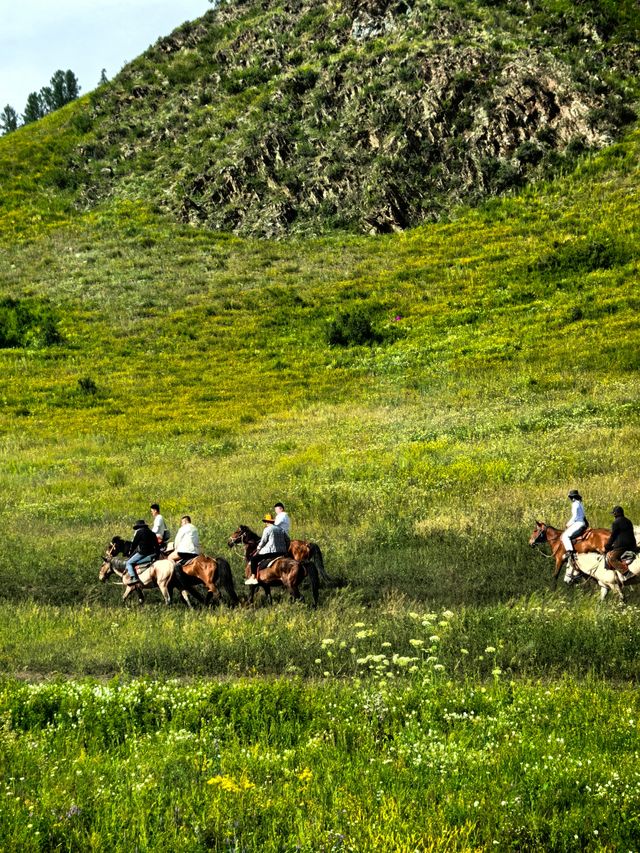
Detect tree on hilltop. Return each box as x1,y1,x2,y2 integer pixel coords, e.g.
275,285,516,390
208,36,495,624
0,105,18,134
23,92,45,124
40,69,81,113
22,69,81,125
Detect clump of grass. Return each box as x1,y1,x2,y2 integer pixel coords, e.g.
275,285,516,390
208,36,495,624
327,306,382,346
0,297,62,348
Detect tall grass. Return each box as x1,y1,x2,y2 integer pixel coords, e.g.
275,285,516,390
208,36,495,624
2,594,639,680
1,674,640,851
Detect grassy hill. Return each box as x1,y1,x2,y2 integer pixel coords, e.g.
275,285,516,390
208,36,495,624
8,0,640,237
1,7,640,851
0,89,638,605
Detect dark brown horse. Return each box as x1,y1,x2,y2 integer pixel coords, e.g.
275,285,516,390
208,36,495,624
528,521,610,579
246,556,319,606
226,526,319,606
227,525,333,585
106,535,133,559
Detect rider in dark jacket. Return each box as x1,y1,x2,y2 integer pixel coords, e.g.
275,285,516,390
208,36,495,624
605,506,637,572
125,520,160,584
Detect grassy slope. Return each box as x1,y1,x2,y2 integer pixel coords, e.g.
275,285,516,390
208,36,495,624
0,54,639,853
0,103,638,605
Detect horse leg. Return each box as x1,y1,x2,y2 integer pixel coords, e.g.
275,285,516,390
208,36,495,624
180,589,195,609
259,582,272,605
204,582,221,607
286,579,302,603
159,580,171,606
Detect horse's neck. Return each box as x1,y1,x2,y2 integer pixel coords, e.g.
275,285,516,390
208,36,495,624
544,526,565,554
110,558,127,576
242,529,260,556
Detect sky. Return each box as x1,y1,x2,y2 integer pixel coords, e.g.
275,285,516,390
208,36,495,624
0,0,213,115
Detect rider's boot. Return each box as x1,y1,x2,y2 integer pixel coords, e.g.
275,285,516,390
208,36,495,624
244,573,259,586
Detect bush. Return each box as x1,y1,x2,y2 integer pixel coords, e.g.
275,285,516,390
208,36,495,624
327,308,382,347
534,237,631,275
0,298,62,348
77,377,98,395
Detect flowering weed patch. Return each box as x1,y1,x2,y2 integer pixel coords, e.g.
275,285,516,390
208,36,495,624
1,675,640,851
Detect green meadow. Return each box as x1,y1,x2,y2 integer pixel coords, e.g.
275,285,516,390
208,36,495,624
0,101,639,849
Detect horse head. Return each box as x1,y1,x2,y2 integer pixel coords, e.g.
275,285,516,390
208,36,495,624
528,521,548,547
227,525,255,548
99,559,114,582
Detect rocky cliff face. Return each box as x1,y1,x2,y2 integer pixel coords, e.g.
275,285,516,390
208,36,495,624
73,0,638,235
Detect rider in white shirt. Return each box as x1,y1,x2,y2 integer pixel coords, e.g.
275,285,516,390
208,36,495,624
273,502,291,536
561,489,587,555
150,503,168,546
169,515,201,564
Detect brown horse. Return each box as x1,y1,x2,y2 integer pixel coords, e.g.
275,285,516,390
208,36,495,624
177,554,240,607
227,525,334,585
98,556,194,607
246,556,319,606
528,521,610,579
226,526,319,605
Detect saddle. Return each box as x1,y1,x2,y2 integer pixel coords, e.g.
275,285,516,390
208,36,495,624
572,525,590,543
257,555,286,572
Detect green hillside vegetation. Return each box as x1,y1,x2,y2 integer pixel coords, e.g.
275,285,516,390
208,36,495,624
0,94,638,605
30,0,640,236
1,5,640,847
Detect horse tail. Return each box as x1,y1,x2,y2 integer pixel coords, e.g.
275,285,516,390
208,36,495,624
310,543,335,585
304,560,319,608
216,557,239,607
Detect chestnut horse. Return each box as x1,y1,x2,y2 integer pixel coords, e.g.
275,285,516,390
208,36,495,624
177,554,240,607
528,521,610,579
227,525,334,585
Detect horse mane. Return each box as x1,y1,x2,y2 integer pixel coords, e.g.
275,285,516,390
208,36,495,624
240,525,259,540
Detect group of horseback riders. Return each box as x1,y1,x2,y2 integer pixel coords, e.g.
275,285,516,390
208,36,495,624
122,501,292,588
562,489,637,572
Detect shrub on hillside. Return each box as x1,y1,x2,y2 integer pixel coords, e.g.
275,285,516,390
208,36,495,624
533,237,631,275
0,298,62,348
327,307,382,347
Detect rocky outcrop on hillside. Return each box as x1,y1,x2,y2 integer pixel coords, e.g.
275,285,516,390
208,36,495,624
73,0,639,235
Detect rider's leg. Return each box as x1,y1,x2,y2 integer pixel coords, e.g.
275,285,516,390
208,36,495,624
125,553,144,584
606,548,626,573
561,523,585,557
245,554,262,585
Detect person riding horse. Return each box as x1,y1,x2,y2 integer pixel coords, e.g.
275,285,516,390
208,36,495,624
604,506,637,573
245,513,289,586
150,503,170,548
562,490,588,566
125,519,160,586
273,502,291,538
168,515,201,566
